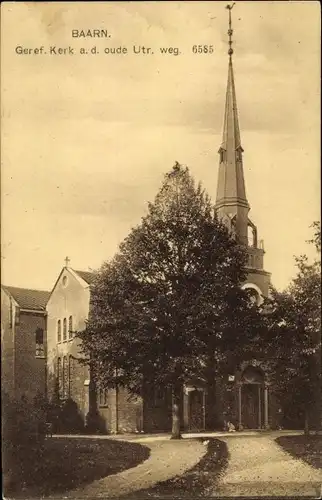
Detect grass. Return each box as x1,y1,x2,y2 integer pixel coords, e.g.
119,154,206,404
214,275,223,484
276,435,322,469
4,437,150,497
124,438,228,498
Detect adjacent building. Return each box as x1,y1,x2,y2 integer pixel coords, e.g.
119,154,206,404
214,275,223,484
1,285,49,402
46,265,143,433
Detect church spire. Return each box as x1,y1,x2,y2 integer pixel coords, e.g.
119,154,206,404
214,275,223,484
216,4,249,245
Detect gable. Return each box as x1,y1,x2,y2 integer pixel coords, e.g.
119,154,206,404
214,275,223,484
46,267,93,308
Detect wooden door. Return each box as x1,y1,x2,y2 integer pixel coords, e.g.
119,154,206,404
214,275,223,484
242,384,259,429
189,390,204,431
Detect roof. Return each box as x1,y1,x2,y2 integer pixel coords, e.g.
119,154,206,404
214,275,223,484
73,270,95,285
2,286,50,311
216,55,249,211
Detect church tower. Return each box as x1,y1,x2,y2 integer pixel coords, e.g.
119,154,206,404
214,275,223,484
215,5,270,300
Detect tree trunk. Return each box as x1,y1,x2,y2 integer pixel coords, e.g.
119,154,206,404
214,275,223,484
205,354,218,430
171,383,182,439
304,409,309,436
310,351,322,431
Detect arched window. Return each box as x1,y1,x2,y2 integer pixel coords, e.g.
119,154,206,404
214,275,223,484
68,316,73,339
57,320,61,343
247,222,258,248
35,328,45,357
241,365,264,384
99,388,108,407
248,226,254,247
242,283,263,307
63,318,67,341
57,358,62,398
63,356,68,399
69,355,73,398
246,287,260,306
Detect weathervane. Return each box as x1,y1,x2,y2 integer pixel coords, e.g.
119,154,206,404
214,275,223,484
226,3,235,57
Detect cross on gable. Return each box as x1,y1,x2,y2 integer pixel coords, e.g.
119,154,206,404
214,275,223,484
64,256,70,267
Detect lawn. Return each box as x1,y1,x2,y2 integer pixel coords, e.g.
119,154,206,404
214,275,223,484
4,437,150,497
276,435,322,469
124,438,228,498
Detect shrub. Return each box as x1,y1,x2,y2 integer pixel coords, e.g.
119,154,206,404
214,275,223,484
2,392,47,493
59,398,85,433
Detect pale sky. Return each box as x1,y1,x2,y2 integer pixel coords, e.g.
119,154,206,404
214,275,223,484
1,1,320,292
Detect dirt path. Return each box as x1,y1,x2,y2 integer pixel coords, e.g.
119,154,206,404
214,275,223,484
209,435,322,497
61,438,206,498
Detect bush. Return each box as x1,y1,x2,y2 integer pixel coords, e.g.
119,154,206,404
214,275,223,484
85,409,107,434
2,392,47,493
59,398,85,433
45,397,85,434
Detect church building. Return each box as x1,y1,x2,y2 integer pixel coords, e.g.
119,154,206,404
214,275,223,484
45,9,278,434
3,9,280,434
182,6,275,432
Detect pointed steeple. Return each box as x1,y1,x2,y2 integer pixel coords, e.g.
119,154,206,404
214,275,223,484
216,4,249,245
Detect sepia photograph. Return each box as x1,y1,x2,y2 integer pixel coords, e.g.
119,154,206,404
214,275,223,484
1,1,321,498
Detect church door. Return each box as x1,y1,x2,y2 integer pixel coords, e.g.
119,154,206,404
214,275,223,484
189,390,204,431
242,384,259,429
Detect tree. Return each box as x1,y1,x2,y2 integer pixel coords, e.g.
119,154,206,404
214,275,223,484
264,222,321,431
79,163,262,438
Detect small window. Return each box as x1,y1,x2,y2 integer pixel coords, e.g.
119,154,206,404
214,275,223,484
35,328,45,358
15,306,20,326
68,316,73,339
63,318,67,341
57,320,61,343
99,388,108,407
236,149,243,162
62,276,68,287
219,149,225,163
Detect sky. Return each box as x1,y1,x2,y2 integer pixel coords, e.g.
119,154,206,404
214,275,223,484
1,1,320,292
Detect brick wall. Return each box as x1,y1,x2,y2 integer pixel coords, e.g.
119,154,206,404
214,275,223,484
143,385,172,432
69,356,89,419
14,311,46,402
1,289,15,396
99,387,143,433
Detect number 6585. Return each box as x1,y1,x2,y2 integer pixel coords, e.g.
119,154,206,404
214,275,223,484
192,45,214,54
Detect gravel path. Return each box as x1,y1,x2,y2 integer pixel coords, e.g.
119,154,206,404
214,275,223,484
210,435,322,497
60,438,206,498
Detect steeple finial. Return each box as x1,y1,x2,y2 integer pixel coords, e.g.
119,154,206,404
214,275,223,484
216,4,250,245
226,3,235,57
